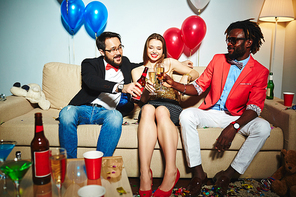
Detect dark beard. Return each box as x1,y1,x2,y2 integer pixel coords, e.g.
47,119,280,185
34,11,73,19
227,41,247,60
105,54,122,67
228,48,246,60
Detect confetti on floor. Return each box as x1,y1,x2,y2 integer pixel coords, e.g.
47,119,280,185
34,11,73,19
132,178,280,197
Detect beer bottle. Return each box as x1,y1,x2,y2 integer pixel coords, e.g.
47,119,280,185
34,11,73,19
132,67,148,102
266,72,274,100
31,113,51,185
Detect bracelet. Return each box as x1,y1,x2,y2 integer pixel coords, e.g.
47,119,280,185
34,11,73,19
182,84,187,95
183,73,192,83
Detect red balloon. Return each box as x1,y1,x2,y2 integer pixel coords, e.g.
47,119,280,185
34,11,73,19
163,28,185,59
181,15,207,49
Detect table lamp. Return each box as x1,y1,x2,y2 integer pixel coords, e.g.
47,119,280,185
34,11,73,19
259,0,295,71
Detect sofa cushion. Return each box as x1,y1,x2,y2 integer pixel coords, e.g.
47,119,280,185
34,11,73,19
0,107,283,151
42,62,81,110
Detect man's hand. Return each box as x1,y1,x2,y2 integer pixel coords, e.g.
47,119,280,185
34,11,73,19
214,125,237,152
162,73,175,87
122,82,142,97
182,60,194,68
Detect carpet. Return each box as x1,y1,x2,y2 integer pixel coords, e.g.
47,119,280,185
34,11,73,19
171,178,280,197
131,178,280,197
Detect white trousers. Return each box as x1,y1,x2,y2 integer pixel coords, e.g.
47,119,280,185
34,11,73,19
179,108,271,174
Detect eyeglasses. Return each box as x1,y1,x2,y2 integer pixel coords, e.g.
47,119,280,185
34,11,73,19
226,37,246,45
104,45,124,54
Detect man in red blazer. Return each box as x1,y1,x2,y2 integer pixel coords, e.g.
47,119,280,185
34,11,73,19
164,19,270,196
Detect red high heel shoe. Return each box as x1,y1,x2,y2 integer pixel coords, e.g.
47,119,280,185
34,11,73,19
139,169,153,197
153,169,180,197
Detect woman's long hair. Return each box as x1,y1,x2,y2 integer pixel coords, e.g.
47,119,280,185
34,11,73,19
143,33,168,65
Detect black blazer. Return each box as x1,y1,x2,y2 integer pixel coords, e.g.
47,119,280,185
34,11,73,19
69,56,140,106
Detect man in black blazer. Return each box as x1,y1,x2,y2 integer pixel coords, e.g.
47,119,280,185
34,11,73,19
59,32,142,158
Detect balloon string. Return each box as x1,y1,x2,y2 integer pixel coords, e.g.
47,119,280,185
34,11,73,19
95,32,98,57
197,46,200,67
68,33,71,64
72,31,75,64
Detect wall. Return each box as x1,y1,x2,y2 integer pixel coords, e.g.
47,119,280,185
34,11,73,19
0,0,292,102
283,0,296,103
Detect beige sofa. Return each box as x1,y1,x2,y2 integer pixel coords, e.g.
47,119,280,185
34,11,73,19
1,62,293,179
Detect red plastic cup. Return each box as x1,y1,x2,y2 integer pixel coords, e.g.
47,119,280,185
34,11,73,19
83,151,104,180
283,92,294,107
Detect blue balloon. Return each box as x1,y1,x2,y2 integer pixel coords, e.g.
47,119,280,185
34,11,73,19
84,1,108,36
61,0,85,32
61,15,84,35
85,20,106,39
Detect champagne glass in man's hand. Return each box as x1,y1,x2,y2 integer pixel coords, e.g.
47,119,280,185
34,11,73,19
156,63,165,91
162,73,174,88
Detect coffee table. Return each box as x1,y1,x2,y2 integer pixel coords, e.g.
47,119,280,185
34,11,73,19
0,156,133,197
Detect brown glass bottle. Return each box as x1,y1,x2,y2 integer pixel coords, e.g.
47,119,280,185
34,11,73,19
132,67,148,102
33,182,52,197
31,113,51,185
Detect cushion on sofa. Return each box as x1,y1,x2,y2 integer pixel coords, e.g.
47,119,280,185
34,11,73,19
42,62,81,110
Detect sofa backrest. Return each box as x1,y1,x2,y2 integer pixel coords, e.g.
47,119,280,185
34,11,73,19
42,62,207,110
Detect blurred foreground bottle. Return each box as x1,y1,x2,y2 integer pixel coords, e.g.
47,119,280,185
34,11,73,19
266,72,274,100
31,113,51,185
33,182,52,197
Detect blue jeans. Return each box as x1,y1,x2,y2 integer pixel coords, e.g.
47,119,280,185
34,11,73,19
58,105,123,158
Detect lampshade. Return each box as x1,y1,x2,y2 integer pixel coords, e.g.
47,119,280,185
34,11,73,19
259,0,295,22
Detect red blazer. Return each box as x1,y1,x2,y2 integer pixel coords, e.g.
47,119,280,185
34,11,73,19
196,54,269,116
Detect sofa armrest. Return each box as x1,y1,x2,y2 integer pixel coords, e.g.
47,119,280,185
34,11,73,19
261,97,296,150
0,96,35,124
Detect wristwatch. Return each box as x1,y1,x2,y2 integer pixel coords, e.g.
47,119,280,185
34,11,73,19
118,84,124,92
231,121,240,132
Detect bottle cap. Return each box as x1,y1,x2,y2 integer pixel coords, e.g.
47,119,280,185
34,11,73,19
15,151,21,160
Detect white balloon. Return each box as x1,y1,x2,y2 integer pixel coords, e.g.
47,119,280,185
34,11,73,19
190,0,210,10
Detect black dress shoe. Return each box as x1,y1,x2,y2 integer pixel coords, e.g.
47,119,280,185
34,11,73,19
213,170,231,196
186,174,208,196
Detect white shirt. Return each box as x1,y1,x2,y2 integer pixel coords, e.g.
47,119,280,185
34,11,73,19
91,60,124,110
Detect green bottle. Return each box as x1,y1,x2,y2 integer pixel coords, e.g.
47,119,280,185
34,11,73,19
266,72,274,99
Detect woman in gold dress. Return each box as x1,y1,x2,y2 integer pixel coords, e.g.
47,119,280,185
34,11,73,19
132,33,199,197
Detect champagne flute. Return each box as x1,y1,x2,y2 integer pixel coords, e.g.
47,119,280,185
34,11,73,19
50,147,67,197
148,67,157,95
0,140,17,191
156,63,165,92
0,159,32,197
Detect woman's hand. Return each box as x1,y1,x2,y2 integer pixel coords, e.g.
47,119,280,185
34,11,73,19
181,60,194,68
145,80,156,93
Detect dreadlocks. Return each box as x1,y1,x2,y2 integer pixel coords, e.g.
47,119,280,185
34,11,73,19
225,19,265,54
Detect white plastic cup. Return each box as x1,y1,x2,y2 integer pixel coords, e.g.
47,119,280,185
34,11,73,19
78,185,106,197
